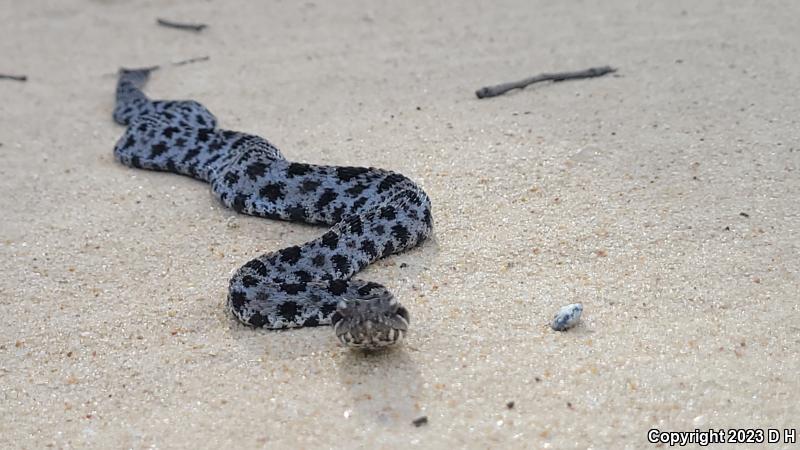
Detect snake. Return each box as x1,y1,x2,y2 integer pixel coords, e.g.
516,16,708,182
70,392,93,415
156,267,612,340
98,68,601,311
112,68,433,349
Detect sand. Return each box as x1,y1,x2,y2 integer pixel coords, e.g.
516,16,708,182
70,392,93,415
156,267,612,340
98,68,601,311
1,0,798,448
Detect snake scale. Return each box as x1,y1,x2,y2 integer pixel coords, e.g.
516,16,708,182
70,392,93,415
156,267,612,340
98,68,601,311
112,68,433,348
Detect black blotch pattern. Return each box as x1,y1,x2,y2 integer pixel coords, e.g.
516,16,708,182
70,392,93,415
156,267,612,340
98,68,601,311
278,301,299,320
243,259,269,277
293,270,313,283
316,190,337,209
392,224,410,246
197,129,212,142
346,183,368,196
378,173,405,193
321,231,339,250
230,136,249,150
279,246,302,264
331,254,351,276
281,283,306,294
248,311,267,327
224,171,239,187
347,216,364,235
331,206,346,223
312,254,326,267
229,290,247,309
232,193,248,212
327,279,348,295
321,302,338,317
380,206,396,220
182,148,200,163
350,197,368,212
163,126,179,138
122,135,136,150
208,139,223,151
423,207,433,228
206,154,222,166
287,206,306,221
360,239,377,258
336,166,369,181
246,161,268,180
150,142,168,158
301,180,321,193
400,190,419,204
259,183,285,201
241,275,260,288
287,163,312,177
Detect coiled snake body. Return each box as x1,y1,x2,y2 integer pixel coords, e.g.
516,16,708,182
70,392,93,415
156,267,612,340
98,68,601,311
112,69,433,348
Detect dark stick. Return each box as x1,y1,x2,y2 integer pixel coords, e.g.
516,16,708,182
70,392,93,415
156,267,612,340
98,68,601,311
156,18,208,32
104,56,209,78
411,416,428,427
0,74,27,82
118,56,209,74
475,66,617,99
173,55,210,66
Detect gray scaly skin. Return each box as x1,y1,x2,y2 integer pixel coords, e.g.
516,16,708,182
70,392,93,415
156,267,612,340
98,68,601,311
112,68,433,348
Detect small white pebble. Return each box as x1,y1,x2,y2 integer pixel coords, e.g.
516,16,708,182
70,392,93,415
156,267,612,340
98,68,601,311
551,303,583,331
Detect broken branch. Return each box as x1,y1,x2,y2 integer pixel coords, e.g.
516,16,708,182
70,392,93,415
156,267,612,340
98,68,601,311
156,18,208,32
475,66,617,99
0,74,27,82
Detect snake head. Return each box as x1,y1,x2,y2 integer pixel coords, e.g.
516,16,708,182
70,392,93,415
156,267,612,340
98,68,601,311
331,289,409,349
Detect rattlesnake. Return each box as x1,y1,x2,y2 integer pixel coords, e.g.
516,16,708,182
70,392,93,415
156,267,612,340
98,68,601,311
112,68,433,348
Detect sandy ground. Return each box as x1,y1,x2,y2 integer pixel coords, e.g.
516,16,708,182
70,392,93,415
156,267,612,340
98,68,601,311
1,0,799,448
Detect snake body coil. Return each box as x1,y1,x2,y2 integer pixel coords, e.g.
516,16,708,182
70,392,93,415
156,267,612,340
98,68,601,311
112,69,433,348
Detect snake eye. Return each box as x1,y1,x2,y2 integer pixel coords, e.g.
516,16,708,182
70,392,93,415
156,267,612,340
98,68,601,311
330,311,343,327
395,306,410,323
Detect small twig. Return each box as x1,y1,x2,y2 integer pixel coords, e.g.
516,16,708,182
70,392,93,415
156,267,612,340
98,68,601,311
105,56,209,78
0,74,27,82
156,18,208,32
173,55,210,66
475,65,617,99
411,416,428,427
